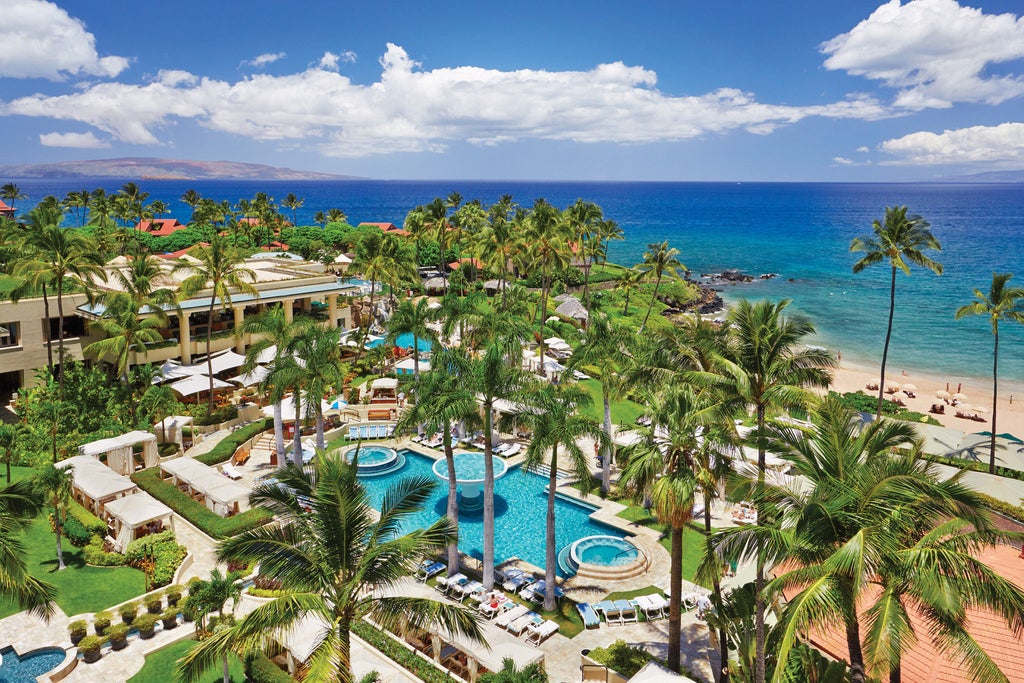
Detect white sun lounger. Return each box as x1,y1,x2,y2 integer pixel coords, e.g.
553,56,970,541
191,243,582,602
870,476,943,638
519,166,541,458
507,611,541,635
494,604,529,629
525,619,559,645
502,443,521,457
435,572,467,595
221,464,243,480
635,594,667,619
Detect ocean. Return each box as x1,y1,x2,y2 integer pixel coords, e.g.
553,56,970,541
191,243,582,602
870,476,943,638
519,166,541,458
9,178,1024,383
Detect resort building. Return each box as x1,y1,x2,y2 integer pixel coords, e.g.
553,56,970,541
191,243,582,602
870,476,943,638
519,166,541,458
0,200,15,219
135,217,187,236
0,252,365,396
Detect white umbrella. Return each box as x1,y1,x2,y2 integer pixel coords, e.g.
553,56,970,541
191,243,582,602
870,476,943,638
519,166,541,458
935,389,952,400
885,380,901,393
969,405,990,413
228,365,269,387
169,375,232,397
902,383,918,393
262,394,333,421
953,392,969,402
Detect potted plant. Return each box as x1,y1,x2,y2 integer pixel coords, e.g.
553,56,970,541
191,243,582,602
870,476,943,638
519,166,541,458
135,613,158,640
161,607,179,630
107,623,130,651
93,611,112,636
166,585,183,607
78,635,106,663
145,593,163,614
69,620,87,646
118,602,138,625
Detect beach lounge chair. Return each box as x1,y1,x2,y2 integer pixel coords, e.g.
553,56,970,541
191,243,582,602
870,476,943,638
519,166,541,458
478,595,514,619
576,602,601,628
347,426,359,440
358,426,369,439
435,572,467,595
502,571,536,593
454,580,485,602
682,593,699,612
502,443,521,457
493,442,510,455
521,580,564,603
635,594,667,619
494,604,530,629
507,611,542,635
594,600,620,625
417,561,445,582
614,599,638,624
525,619,559,645
221,464,243,480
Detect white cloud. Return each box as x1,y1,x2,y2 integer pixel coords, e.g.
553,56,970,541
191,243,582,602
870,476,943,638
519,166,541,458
856,146,870,153
821,0,1024,109
880,122,1024,164
0,0,129,80
833,156,854,165
39,131,109,148
242,52,286,69
317,51,356,71
0,43,888,157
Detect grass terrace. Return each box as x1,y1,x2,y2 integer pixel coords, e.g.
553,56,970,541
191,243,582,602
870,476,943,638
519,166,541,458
127,639,245,683
617,505,708,587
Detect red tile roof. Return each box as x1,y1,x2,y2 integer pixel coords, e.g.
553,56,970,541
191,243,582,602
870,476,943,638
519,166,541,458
780,544,1024,682
137,218,187,236
260,241,289,251
358,222,398,231
448,257,483,269
0,200,14,216
158,243,210,258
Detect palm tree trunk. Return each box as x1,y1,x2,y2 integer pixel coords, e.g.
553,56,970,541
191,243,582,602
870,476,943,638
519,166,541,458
990,327,999,474
705,503,729,683
667,524,683,673
292,392,303,468
222,654,230,683
42,284,53,373
889,660,901,683
583,252,592,317
443,425,460,574
207,298,216,413
413,334,420,381
274,402,286,468
315,407,325,451
339,615,353,683
846,615,867,683
640,274,662,333
55,513,66,571
876,266,897,420
539,266,550,378
622,287,630,316
754,403,766,683
602,389,613,493
56,275,66,401
545,444,558,613
482,400,495,589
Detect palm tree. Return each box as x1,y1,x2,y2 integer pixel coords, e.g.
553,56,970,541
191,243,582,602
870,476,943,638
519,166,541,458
637,241,686,332
851,206,943,419
282,193,304,226
704,298,834,683
35,463,73,571
185,568,243,683
178,454,484,683
327,208,347,224
118,182,150,232
173,236,258,412
615,267,644,316
525,199,572,371
1,183,28,215
617,385,704,674
0,424,18,484
564,199,603,312
314,211,327,229
84,298,165,385
955,273,1024,474
398,347,478,573
0,479,57,617
515,381,603,611
478,657,548,683
566,312,632,493
181,188,202,223
286,325,345,452
386,297,439,380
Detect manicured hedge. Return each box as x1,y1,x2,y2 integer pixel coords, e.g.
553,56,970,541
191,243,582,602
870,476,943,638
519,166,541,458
69,499,108,536
243,650,296,683
195,418,273,466
979,493,1024,524
352,621,452,683
132,468,272,539
126,530,187,588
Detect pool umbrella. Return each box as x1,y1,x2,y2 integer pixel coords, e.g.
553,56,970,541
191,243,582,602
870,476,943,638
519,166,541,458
935,390,952,400
330,396,348,410
885,380,901,393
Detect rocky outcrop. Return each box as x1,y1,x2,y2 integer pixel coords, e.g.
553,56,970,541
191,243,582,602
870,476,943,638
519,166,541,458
700,269,778,284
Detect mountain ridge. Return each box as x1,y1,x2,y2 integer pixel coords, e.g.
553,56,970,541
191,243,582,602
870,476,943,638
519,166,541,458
0,157,364,181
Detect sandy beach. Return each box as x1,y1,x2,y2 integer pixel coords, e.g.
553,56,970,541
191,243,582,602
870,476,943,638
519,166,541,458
827,358,1024,440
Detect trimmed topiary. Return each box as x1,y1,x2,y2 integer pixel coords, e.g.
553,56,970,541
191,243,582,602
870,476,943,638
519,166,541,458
107,623,130,651
93,611,112,636
118,602,138,625
161,608,179,630
134,613,158,639
78,635,106,663
144,594,163,614
166,585,183,606
69,620,87,646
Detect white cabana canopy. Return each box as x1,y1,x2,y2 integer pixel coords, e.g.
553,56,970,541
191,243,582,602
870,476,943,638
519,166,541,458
79,430,159,474
229,365,270,387
160,457,251,516
193,349,248,374
333,253,353,264
155,415,192,445
255,345,278,365
169,374,233,397
395,357,430,373
155,360,203,383
56,455,137,514
261,393,333,421
371,377,398,390
543,336,571,351
104,492,174,552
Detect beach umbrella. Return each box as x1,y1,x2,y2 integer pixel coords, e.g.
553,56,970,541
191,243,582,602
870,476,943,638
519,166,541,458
902,383,917,393
935,390,952,400
953,392,969,402
969,405,990,413
330,396,348,410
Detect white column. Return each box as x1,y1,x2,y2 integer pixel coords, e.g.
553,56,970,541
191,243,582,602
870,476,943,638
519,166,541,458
179,316,191,364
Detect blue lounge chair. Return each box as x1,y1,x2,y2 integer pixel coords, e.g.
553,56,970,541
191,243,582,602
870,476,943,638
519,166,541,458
503,571,536,593
417,561,445,581
347,426,358,440
614,599,638,624
576,602,601,628
523,580,564,602
594,600,620,625
358,425,369,439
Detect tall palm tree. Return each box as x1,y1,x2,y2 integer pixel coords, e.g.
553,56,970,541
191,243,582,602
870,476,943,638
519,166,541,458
0,183,28,215
84,298,164,385
525,199,572,371
566,312,632,493
851,206,943,419
955,273,1024,474
314,211,327,229
514,380,603,611
282,193,304,226
703,298,834,683
286,325,345,452
637,241,685,333
118,182,150,232
0,479,57,617
615,267,644,316
327,208,347,224
35,463,73,571
617,385,704,674
472,195,519,297
173,236,258,412
178,454,484,683
386,297,439,381
564,199,603,312
398,347,478,572
181,188,203,223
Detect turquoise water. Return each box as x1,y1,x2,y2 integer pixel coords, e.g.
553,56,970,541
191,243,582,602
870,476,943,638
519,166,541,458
16,179,1024,381
0,647,65,682
574,536,639,566
366,332,433,353
359,450,626,576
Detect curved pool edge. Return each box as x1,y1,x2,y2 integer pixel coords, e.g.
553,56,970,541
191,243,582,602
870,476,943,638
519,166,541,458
0,644,73,683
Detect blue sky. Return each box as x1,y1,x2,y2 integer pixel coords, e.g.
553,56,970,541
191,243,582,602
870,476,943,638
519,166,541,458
1,0,1023,181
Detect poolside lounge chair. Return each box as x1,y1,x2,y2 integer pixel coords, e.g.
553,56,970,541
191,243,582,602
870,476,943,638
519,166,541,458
478,595,514,619
594,600,621,625
502,443,521,457
435,572,467,595
358,426,369,439
635,594,667,619
507,611,542,636
221,464,243,480
453,580,484,602
493,442,510,455
386,423,396,437
494,604,530,629
417,561,445,582
682,593,699,612
576,602,601,628
525,619,559,645
521,580,564,603
614,599,638,624
347,426,359,440
502,571,536,593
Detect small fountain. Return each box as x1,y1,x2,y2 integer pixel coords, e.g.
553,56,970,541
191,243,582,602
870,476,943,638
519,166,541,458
432,452,508,511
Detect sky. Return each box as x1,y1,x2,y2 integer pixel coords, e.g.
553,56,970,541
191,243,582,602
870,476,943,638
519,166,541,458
1,0,1023,181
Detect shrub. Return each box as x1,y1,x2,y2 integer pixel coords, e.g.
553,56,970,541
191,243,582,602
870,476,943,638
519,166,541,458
83,536,128,566
107,623,130,648
161,608,179,629
144,594,163,614
189,402,239,426
352,621,452,683
166,585,183,606
118,602,138,624
243,650,295,683
77,635,106,654
68,499,107,536
253,575,282,591
93,611,112,635
125,530,188,588
59,514,93,547
587,640,655,678
195,418,272,466
69,620,87,644
247,587,287,599
134,613,158,637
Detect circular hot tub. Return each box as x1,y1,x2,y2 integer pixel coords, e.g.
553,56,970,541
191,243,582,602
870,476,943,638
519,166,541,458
558,535,650,580
345,445,404,476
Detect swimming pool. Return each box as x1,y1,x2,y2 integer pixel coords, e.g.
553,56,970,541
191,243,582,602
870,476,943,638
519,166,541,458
365,332,433,353
0,646,65,682
345,445,404,475
358,450,627,576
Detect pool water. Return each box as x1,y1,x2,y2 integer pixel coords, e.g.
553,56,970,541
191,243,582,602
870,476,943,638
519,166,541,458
575,536,639,566
359,451,627,576
345,445,404,475
365,332,433,353
0,646,65,682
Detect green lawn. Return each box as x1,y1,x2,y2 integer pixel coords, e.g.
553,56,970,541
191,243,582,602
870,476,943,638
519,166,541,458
617,505,709,587
579,379,647,426
0,466,147,619
127,638,245,683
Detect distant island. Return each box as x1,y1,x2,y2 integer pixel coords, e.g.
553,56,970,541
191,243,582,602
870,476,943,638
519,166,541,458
0,157,364,181
930,169,1024,183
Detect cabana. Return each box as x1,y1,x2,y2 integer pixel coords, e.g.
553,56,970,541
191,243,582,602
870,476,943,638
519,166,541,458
193,349,247,375
79,430,160,475
103,492,174,552
369,377,398,403
228,365,270,387
395,357,430,375
160,457,251,517
554,296,588,322
169,374,233,398
56,455,138,515
154,415,193,446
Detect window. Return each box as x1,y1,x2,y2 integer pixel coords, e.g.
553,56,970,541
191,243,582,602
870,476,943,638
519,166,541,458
0,322,18,348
